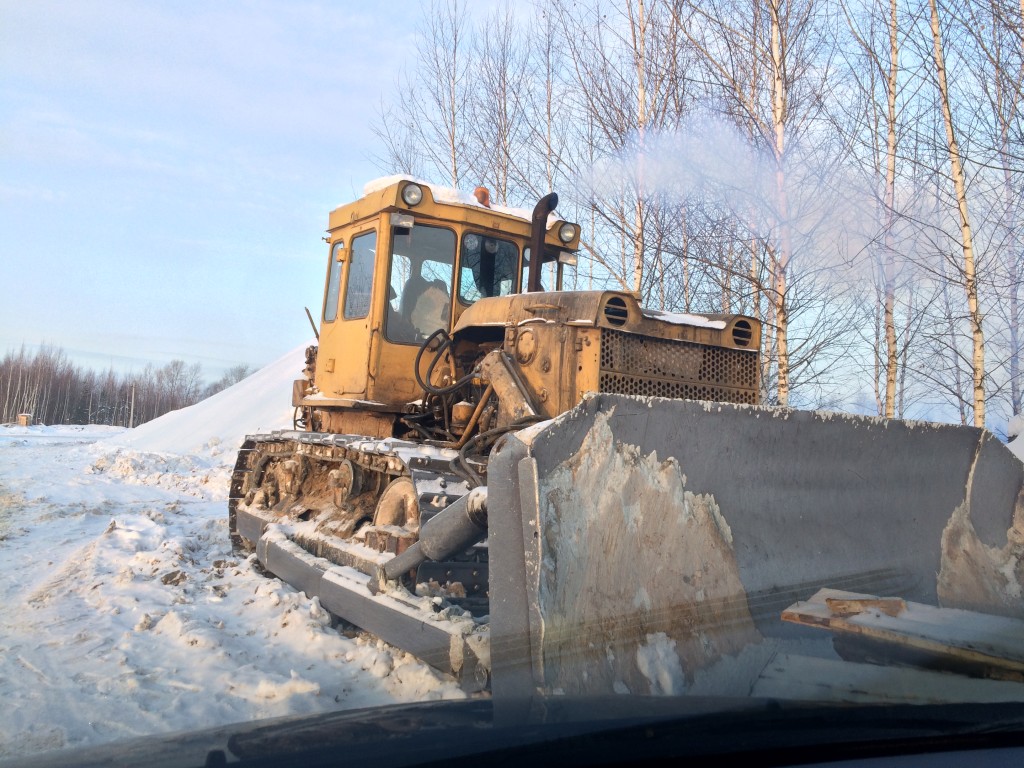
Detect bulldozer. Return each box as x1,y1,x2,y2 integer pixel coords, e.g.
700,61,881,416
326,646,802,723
231,178,1024,699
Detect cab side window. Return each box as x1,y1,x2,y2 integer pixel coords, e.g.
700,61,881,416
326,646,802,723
323,242,344,322
520,247,564,292
343,231,377,320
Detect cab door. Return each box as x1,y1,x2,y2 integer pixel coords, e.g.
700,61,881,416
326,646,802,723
372,221,458,403
317,227,379,398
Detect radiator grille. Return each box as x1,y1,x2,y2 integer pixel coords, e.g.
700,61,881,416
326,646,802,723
599,329,759,405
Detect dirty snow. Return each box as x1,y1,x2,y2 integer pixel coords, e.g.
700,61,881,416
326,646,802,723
535,409,760,697
635,633,687,696
0,343,463,761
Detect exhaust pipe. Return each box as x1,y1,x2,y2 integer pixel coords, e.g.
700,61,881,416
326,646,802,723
527,193,558,293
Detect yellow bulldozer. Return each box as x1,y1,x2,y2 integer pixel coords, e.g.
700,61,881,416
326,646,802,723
231,178,1024,698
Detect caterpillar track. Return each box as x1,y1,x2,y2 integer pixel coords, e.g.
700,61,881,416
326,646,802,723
229,431,491,689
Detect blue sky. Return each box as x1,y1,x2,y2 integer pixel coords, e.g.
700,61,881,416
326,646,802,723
0,1,428,378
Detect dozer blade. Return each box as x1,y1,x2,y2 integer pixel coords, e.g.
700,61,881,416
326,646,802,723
485,394,1024,700
240,520,491,692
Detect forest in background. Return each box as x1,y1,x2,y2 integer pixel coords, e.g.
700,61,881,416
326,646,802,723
377,0,1024,431
0,346,252,428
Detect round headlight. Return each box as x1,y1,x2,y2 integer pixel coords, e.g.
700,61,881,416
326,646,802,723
558,222,577,243
401,183,423,207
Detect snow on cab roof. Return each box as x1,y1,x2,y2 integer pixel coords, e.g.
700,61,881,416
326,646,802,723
360,175,561,228
640,308,727,330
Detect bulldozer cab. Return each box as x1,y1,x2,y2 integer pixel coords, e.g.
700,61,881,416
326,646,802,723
311,179,581,417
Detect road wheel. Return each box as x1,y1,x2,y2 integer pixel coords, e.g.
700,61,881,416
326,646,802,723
372,477,419,531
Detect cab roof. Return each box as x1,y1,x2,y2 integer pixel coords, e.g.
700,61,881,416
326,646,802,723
327,177,568,237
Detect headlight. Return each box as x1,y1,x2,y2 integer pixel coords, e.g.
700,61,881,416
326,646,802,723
401,183,423,207
558,222,578,243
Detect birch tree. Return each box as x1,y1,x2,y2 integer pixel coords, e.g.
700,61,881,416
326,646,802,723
841,0,911,418
465,5,532,203
372,0,472,186
554,0,692,296
965,0,1024,421
677,0,838,406
927,0,986,427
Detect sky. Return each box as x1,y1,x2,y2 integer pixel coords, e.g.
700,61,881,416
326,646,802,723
0,0,432,379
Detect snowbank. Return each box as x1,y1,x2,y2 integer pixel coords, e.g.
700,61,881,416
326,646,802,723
99,342,309,461
1009,434,1024,464
0,342,464,761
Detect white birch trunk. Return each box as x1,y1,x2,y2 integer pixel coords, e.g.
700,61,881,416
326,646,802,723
769,0,792,407
929,0,986,427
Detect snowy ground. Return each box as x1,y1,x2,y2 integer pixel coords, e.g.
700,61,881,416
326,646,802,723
0,345,463,761
6,344,1024,762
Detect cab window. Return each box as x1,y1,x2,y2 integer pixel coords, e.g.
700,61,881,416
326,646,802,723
386,224,456,344
521,247,575,292
458,233,519,305
322,242,344,322
343,230,377,320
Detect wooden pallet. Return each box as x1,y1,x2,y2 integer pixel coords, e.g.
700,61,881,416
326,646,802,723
782,588,1024,683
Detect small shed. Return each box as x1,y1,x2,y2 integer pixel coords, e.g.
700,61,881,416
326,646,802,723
16,413,32,427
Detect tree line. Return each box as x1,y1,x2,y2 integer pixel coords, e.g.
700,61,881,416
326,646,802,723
376,0,1024,432
1,346,253,427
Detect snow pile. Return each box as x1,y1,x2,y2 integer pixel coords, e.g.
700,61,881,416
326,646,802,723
0,347,464,762
100,342,308,461
635,633,688,696
1009,434,1024,463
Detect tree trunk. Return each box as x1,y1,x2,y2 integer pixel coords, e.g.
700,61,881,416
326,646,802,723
769,0,792,407
632,0,648,295
882,0,900,418
929,0,985,427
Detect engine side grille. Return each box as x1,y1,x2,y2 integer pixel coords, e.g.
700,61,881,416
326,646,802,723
599,329,759,405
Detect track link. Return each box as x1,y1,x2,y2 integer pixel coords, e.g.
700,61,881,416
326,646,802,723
229,430,487,609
